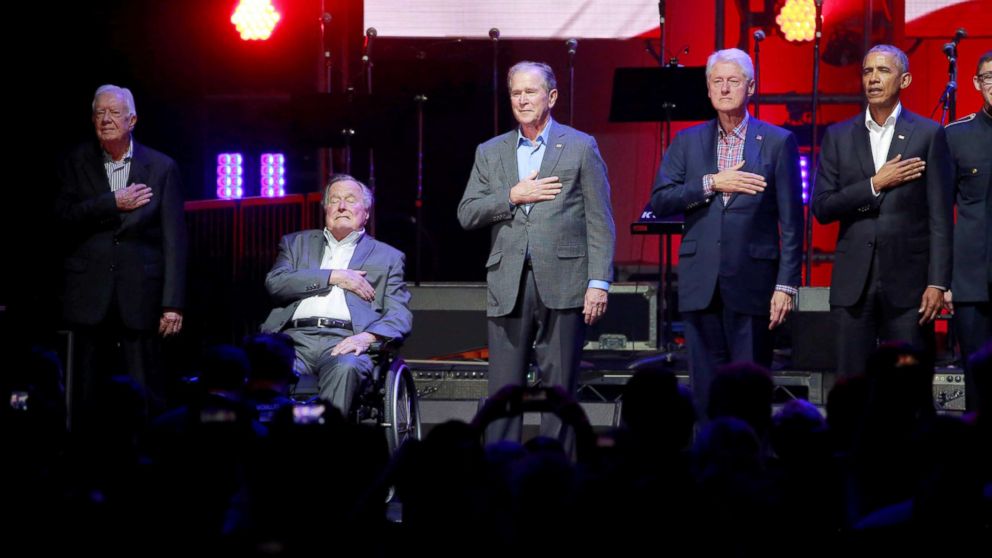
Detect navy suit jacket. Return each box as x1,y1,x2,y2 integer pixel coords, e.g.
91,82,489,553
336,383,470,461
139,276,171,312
812,108,953,308
650,117,804,316
56,140,188,331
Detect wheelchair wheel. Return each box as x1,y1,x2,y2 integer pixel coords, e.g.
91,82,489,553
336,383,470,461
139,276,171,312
383,359,421,454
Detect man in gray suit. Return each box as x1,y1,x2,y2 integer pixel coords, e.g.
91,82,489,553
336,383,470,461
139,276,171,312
458,61,616,444
261,174,412,416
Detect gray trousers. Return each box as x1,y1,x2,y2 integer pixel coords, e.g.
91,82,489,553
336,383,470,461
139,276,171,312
487,267,586,448
286,326,373,417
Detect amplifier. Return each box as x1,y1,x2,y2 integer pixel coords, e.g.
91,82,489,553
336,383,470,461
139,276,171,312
932,369,966,411
408,360,491,400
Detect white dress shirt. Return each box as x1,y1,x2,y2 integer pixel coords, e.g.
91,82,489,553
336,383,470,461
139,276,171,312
866,102,902,195
291,228,365,321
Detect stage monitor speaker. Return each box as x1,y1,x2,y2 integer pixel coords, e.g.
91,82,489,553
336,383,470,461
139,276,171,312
404,283,488,359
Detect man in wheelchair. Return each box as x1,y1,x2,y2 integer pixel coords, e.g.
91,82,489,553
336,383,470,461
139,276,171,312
260,174,413,418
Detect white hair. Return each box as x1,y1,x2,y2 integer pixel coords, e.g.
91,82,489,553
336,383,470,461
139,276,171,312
92,84,137,116
705,48,755,81
323,174,374,210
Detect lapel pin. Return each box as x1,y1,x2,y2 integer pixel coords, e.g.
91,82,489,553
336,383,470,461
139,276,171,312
897,134,905,139
555,143,563,149
756,135,763,141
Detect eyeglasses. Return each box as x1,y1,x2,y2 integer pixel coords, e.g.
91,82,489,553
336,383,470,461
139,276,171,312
709,78,747,89
977,72,992,87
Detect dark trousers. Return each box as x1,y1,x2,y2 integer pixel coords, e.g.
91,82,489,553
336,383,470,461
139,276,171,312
71,303,162,430
486,267,585,447
954,286,992,410
682,285,772,420
833,255,933,376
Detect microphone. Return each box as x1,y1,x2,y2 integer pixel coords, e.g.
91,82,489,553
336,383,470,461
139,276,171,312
566,38,578,56
754,30,766,42
943,42,955,57
489,28,500,41
362,27,377,63
953,27,967,45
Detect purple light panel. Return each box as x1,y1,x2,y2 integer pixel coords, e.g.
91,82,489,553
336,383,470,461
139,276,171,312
216,153,244,199
260,153,286,197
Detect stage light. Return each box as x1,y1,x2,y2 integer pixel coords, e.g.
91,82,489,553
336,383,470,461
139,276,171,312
231,0,281,41
776,0,816,42
260,153,286,197
217,153,244,199
800,155,810,203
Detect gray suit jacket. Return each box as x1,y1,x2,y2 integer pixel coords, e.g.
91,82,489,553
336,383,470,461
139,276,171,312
260,230,413,341
457,121,616,317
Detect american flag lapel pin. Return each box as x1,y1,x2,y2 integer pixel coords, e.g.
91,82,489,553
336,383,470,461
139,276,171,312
898,134,905,140
756,135,763,141
555,143,563,149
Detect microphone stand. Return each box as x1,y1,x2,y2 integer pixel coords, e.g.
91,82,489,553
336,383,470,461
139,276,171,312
364,28,378,233
940,37,960,124
414,94,428,285
490,28,500,137
567,39,577,125
753,31,764,119
804,0,823,287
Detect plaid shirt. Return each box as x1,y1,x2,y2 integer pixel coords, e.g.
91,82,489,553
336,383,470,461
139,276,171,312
702,114,797,297
702,114,748,201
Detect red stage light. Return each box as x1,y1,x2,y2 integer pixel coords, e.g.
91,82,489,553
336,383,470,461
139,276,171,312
231,0,281,41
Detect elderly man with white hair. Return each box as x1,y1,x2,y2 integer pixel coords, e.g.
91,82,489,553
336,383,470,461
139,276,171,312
650,49,804,416
55,84,188,425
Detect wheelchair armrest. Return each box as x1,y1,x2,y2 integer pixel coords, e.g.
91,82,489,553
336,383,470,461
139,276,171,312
367,338,403,359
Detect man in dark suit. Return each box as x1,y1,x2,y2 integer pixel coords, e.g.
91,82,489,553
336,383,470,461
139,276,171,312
458,61,616,444
945,50,992,409
261,174,412,416
56,84,187,423
651,48,804,415
813,44,954,375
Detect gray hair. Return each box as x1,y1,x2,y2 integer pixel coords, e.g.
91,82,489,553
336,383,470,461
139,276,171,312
507,61,557,92
323,173,373,210
705,48,755,81
865,44,910,74
92,84,137,116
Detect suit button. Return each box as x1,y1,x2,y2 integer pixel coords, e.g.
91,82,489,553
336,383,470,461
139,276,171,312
867,242,873,247
110,265,116,272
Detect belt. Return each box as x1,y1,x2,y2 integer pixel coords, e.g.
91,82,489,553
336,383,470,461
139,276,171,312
287,317,353,330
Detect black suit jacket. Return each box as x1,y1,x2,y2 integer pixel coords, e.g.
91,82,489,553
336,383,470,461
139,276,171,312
812,108,953,308
945,110,992,303
56,140,188,330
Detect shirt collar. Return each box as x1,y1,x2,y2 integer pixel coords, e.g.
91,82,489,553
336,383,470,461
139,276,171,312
323,227,365,248
865,102,902,131
102,139,133,164
517,117,553,147
718,112,749,140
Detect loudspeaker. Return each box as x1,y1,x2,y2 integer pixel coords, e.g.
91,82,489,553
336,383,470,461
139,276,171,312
932,370,966,411
405,283,487,359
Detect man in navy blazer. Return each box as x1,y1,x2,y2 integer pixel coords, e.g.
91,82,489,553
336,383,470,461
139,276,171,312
651,48,803,415
56,85,187,423
261,174,412,416
812,45,953,375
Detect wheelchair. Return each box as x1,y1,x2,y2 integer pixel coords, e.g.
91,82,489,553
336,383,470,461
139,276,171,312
290,342,421,455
